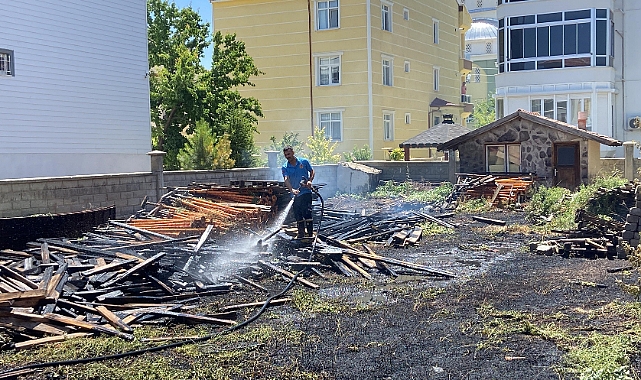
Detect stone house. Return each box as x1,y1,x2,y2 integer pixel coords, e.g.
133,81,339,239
439,109,622,189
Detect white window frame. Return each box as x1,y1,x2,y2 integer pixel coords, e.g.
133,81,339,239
403,8,409,21
383,112,395,141
404,60,410,73
316,0,339,30
0,49,14,77
316,108,344,141
433,19,440,44
486,144,521,173
381,1,392,32
433,67,440,91
382,55,393,86
405,113,411,124
474,67,481,83
314,52,343,86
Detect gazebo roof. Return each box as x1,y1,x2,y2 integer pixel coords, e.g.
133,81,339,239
399,123,473,148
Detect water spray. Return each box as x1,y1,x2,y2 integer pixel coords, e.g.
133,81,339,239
256,197,295,248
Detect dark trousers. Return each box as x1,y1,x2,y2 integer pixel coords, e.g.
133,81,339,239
293,193,313,237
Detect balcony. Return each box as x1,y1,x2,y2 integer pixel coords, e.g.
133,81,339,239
461,94,472,103
460,57,472,75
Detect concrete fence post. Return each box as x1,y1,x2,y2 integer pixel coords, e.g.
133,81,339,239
448,149,457,184
624,141,635,181
147,150,166,202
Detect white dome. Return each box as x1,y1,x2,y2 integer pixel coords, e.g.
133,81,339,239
465,21,498,41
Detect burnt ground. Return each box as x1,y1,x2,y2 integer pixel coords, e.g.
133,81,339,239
5,197,641,380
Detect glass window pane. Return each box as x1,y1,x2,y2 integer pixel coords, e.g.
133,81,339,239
537,59,562,69
537,27,549,57
331,121,341,140
320,113,330,121
596,57,607,66
578,22,590,54
564,57,590,67
487,146,506,172
596,9,607,18
531,99,541,114
565,9,590,21
524,28,536,57
331,66,339,83
510,29,524,59
564,24,576,55
596,20,607,55
557,100,567,122
544,99,554,118
550,25,563,56
499,29,504,62
510,15,535,25
510,62,535,71
329,9,338,28
538,12,562,23
508,145,520,172
320,67,329,85
318,9,328,29
557,146,575,166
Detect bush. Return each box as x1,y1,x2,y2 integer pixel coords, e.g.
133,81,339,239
389,148,404,161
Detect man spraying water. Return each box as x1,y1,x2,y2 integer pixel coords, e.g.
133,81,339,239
282,145,315,239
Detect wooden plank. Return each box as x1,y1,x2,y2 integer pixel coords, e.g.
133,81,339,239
142,309,236,325
233,275,268,292
40,242,51,264
341,255,372,280
0,265,39,289
13,332,93,350
95,306,133,332
100,252,166,288
471,215,506,226
0,317,68,336
405,226,422,244
0,289,46,303
43,313,134,340
81,258,137,277
258,260,319,289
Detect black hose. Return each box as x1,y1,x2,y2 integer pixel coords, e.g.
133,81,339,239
0,189,329,379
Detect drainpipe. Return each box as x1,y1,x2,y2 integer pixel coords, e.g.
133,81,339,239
616,4,624,141
366,0,374,154
307,0,315,135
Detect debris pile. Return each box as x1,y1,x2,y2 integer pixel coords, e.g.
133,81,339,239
445,174,535,208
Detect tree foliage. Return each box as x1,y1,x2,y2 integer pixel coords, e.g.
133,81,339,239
306,126,340,164
343,144,372,162
471,97,497,128
177,120,235,169
147,0,262,169
266,132,305,167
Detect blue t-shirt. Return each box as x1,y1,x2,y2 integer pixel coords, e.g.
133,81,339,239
282,157,313,195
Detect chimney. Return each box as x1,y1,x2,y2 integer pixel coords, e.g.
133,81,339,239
577,111,587,130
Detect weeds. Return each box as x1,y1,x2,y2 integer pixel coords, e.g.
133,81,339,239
370,181,453,203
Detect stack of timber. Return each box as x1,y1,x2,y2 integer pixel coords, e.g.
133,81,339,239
445,174,535,208
316,207,456,247
128,183,290,238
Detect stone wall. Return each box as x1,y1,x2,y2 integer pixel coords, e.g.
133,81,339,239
457,119,590,184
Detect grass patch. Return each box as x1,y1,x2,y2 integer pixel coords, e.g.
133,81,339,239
456,198,492,213
420,221,455,236
291,289,347,314
370,181,453,203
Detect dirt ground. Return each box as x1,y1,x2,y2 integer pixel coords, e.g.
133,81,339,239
223,202,640,380
4,197,640,379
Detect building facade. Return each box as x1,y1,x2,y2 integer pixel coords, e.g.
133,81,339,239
495,0,641,157
212,0,471,159
0,0,151,180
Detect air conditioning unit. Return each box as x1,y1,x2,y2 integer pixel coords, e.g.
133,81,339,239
628,116,641,130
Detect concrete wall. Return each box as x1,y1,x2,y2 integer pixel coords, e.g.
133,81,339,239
359,160,450,183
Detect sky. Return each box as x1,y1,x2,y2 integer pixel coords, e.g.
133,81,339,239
171,0,213,68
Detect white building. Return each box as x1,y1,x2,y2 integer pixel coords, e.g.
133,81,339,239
0,1,151,180
495,0,641,157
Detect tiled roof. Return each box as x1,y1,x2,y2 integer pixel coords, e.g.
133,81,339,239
439,109,622,150
400,123,473,148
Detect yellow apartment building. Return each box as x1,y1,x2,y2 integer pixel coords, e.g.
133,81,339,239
211,0,472,159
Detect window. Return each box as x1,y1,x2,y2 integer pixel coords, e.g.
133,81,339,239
433,19,440,44
383,112,394,140
0,49,14,77
317,0,339,30
474,67,481,83
316,54,341,86
403,8,409,21
477,0,483,7
317,111,343,141
433,67,440,91
569,98,591,128
499,8,614,72
404,60,410,73
486,42,492,54
405,113,411,124
465,43,472,53
382,2,392,31
382,57,393,86
532,98,570,121
486,144,520,173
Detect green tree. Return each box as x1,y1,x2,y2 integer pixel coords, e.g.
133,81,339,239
343,144,372,162
307,126,340,164
147,0,263,169
266,132,305,167
471,97,496,128
177,120,216,170
147,0,210,169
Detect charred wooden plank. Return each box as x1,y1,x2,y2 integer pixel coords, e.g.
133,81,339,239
94,305,133,332
341,255,372,280
471,215,506,226
258,260,319,289
13,332,93,350
100,252,166,288
219,298,291,312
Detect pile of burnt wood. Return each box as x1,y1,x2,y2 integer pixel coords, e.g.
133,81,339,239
530,181,639,259
0,186,456,350
444,174,535,209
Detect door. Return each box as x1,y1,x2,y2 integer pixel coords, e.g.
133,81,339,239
554,142,580,189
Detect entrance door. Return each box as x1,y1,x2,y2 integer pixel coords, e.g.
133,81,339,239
554,142,580,189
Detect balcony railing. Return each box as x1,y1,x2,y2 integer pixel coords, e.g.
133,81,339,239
461,94,472,103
